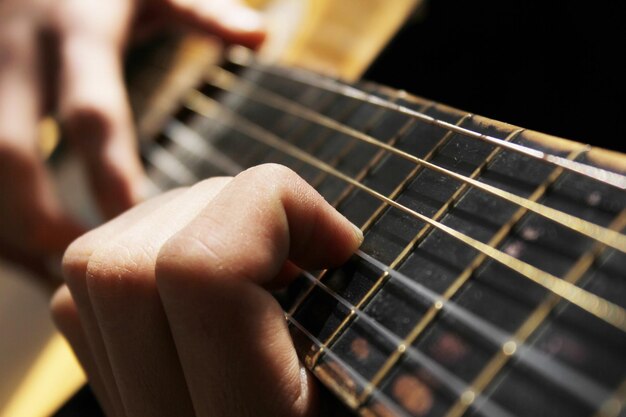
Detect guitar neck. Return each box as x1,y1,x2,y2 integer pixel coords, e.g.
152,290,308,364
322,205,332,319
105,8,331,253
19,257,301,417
140,53,626,417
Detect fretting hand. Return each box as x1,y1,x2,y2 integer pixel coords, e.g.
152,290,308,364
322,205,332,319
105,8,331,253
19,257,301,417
51,164,364,417
0,0,265,281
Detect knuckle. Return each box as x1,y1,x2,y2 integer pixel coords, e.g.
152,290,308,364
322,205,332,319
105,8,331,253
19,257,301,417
84,241,155,298
154,233,221,291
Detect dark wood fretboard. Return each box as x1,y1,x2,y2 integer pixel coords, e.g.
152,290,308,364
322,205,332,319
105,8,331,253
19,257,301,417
140,55,626,417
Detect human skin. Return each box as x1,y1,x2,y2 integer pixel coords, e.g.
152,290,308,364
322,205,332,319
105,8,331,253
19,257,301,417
52,164,364,417
0,0,265,280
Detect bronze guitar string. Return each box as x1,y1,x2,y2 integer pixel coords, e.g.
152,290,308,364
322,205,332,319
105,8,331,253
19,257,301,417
296,270,515,417
228,49,626,190
203,67,626,255
187,77,626,332
143,63,624,414
147,95,606,416
177,92,619,408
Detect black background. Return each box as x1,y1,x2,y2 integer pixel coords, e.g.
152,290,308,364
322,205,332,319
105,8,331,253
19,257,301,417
366,0,625,153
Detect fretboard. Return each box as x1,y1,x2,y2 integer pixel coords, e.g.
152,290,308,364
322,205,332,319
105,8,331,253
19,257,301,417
140,53,626,417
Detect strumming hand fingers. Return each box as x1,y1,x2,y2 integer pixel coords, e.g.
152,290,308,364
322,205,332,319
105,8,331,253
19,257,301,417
0,10,83,265
155,164,362,416
53,0,147,219
164,0,266,49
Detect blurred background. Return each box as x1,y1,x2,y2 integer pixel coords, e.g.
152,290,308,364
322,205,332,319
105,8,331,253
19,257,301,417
367,0,626,153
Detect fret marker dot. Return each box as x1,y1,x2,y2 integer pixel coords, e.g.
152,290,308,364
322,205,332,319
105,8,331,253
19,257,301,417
434,300,444,310
502,341,517,356
460,390,475,405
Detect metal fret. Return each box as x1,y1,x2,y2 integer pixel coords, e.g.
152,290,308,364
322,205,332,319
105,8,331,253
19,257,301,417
444,208,626,417
328,102,429,209
235,56,626,190
275,90,365,179
186,89,626,330
307,101,398,189
286,91,423,317
182,91,626,415
204,68,626,253
353,127,531,406
308,113,476,367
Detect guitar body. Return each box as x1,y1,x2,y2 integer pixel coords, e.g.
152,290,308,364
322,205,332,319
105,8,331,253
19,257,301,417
2,1,625,417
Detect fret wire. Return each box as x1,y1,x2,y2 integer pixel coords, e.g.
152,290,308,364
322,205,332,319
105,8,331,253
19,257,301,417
219,65,339,169
203,68,626,254
231,55,626,190
593,378,626,417
285,313,413,417
327,105,428,209
309,113,476,367
358,113,472,235
355,128,528,404
183,90,626,333
444,209,626,417
282,89,402,317
298,272,516,417
296,245,612,413
271,84,367,180
306,101,395,190
354,250,613,410
196,82,616,408
285,92,423,318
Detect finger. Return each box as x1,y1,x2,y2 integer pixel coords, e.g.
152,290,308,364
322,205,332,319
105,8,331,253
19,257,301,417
155,164,362,416
55,0,147,218
83,177,232,417
62,187,188,417
50,285,115,417
166,0,266,49
0,15,83,257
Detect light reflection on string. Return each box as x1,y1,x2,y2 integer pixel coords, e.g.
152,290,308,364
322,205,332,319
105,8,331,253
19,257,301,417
182,89,626,334
203,67,626,255
140,131,618,410
227,48,626,191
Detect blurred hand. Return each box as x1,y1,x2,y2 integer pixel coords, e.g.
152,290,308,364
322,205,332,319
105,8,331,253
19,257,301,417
51,164,364,417
0,0,265,282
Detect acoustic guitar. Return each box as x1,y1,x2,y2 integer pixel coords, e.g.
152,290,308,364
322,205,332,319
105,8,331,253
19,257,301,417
3,1,625,416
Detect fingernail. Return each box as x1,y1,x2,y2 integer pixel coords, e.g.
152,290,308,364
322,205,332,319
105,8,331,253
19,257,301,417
351,222,364,244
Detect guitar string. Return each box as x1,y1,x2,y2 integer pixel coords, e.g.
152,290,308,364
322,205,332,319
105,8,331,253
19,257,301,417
284,93,430,317
141,52,624,412
285,313,414,417
352,128,569,406
140,158,417,417
171,93,619,406
306,112,483,369
182,89,626,332
144,125,613,412
201,67,626,255
297,271,516,417
227,49,626,190
444,209,626,417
